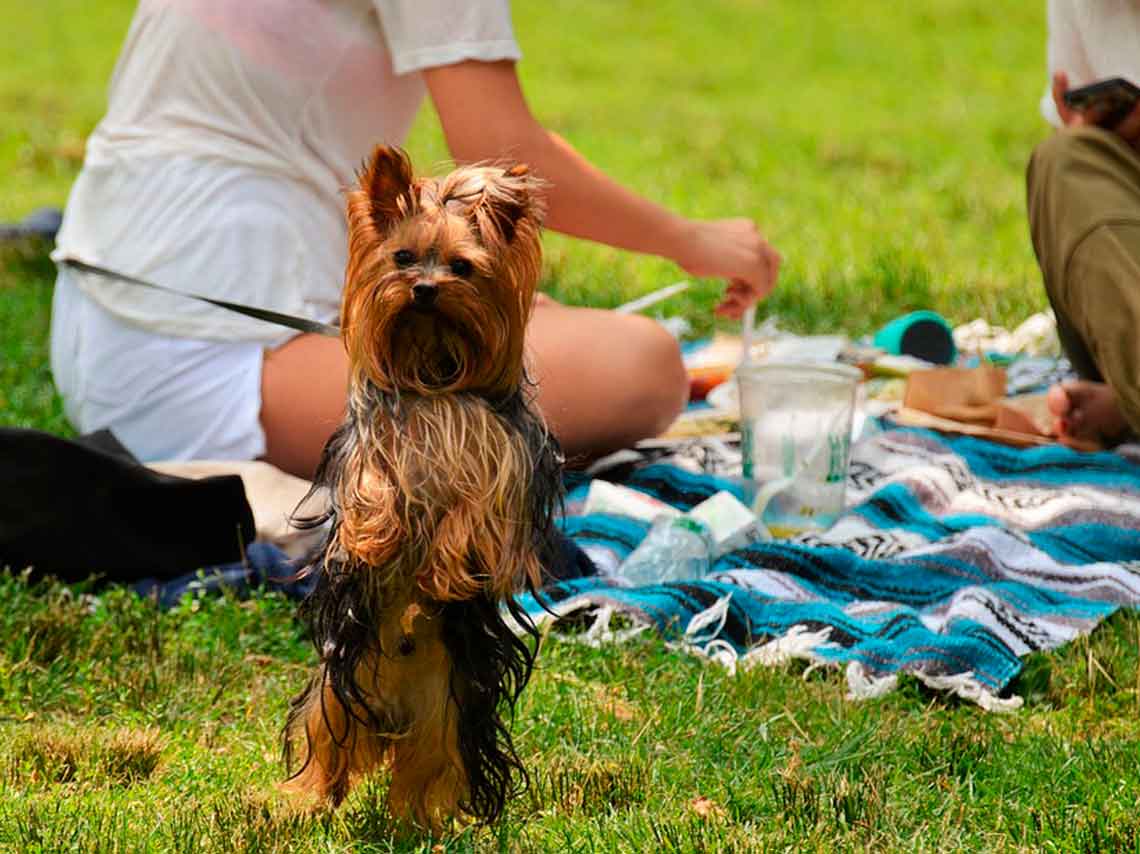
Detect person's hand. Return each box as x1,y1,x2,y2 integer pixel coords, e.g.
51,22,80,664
1053,70,1140,148
1052,71,1087,127
673,218,781,319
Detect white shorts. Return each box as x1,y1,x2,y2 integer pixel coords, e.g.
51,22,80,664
50,266,270,462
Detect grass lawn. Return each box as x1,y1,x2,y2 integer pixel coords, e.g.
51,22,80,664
4,1,1140,851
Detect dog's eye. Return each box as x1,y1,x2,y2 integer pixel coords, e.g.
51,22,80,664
397,635,415,656
449,258,473,278
393,249,416,268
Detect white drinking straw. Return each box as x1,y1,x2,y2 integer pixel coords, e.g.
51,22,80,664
614,280,691,314
740,304,756,365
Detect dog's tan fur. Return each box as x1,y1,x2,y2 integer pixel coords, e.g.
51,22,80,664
283,146,559,830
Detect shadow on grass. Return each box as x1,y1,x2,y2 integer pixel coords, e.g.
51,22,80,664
4,725,163,788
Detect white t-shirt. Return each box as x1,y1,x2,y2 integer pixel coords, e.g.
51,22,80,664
1040,0,1140,128
53,0,521,345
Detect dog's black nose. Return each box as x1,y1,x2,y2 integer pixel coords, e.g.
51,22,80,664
412,282,438,306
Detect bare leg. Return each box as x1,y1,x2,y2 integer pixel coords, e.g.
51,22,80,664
1045,380,1130,446
259,301,688,477
260,332,351,479
524,299,688,464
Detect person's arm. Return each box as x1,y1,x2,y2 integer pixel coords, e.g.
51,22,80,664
424,60,779,318
1043,0,1093,127
1051,70,1140,148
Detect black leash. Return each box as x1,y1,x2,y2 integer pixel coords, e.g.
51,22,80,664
61,257,340,338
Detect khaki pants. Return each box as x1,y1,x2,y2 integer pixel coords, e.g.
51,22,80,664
1027,125,1140,433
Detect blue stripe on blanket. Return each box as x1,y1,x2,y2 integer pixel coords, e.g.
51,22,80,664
851,483,1000,538
520,426,1140,701
1029,525,1140,564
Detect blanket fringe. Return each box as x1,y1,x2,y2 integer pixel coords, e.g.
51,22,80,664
845,661,899,700
670,598,836,677
505,597,650,647
684,593,733,643
577,605,652,647
667,594,740,670
739,625,836,673
845,661,1022,711
516,596,1025,712
912,670,1024,713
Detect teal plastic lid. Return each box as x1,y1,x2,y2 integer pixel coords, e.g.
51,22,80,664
873,310,956,365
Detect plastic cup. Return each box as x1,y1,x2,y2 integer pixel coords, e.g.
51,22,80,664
736,360,862,537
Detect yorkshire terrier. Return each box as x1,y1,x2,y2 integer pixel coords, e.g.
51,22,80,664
284,146,562,828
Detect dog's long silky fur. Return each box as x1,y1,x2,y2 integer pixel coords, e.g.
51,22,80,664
283,146,562,828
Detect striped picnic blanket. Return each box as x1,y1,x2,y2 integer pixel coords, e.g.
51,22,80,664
519,425,1140,710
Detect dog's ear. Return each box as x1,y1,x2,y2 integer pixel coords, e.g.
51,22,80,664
480,163,544,246
352,145,416,236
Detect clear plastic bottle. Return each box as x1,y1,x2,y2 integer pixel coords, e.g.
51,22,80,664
616,515,716,587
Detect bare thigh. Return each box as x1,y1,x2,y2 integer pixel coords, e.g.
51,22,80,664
261,333,350,479
524,300,688,463
259,301,688,477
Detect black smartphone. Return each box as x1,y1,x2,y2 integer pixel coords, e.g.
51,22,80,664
1063,77,1140,125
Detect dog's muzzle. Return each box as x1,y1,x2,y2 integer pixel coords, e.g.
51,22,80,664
412,282,438,307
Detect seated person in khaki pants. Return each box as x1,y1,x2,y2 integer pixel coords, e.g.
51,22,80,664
1028,0,1140,446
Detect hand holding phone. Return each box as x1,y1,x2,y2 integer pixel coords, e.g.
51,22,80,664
1062,76,1140,127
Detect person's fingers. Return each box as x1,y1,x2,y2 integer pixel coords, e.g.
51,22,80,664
763,246,781,296
727,277,761,307
1052,71,1092,126
678,218,780,309
715,284,750,318
1052,71,1078,126
1065,406,1085,434
725,279,752,299
734,227,779,302
1055,381,1090,435
721,284,749,305
718,266,776,316
714,299,744,320
1045,383,1071,418
1046,383,1072,438
737,220,767,287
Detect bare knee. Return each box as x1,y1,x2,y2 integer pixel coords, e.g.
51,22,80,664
621,315,689,438
526,305,689,457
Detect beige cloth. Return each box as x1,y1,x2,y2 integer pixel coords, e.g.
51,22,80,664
899,366,1100,452
903,365,1007,425
147,460,328,557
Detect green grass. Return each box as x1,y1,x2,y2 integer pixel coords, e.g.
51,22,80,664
5,0,1140,851
2,572,1140,852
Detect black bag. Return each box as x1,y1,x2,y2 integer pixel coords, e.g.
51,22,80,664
0,428,254,583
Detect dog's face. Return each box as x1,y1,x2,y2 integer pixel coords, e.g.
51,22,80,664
341,147,545,399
